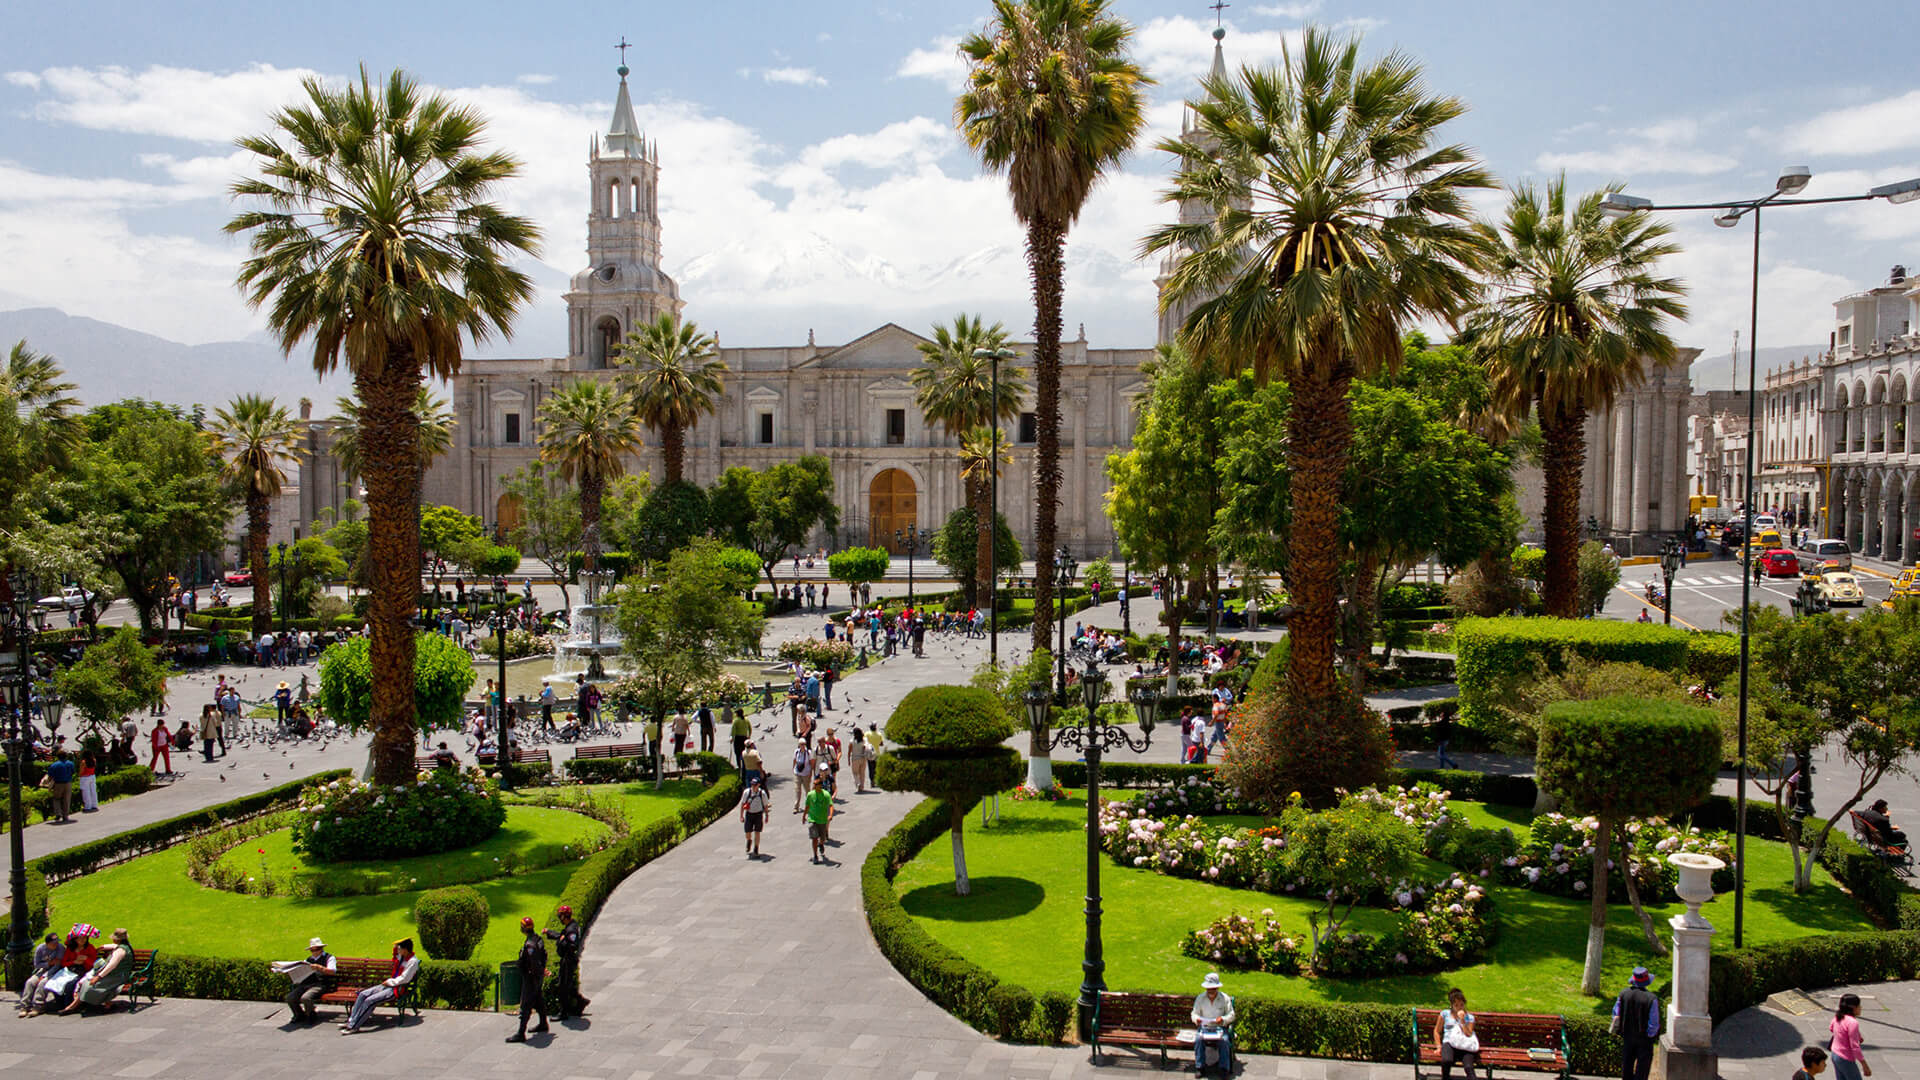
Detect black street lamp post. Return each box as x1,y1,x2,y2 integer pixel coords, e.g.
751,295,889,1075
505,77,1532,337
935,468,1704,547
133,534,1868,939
1053,548,1077,696
1601,168,1920,946
1659,537,1684,627
1029,666,1156,1046
5,571,39,989
895,525,929,605
493,579,511,789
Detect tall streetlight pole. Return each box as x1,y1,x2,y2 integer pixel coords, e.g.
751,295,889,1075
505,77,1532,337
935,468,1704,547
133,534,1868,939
5,571,37,990
492,578,512,790
1602,170,1920,947
1030,665,1156,1046
1053,547,1077,696
894,525,928,605
973,345,1019,669
1659,536,1684,627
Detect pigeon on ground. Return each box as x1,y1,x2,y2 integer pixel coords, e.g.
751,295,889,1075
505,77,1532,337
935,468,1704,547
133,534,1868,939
219,775,226,783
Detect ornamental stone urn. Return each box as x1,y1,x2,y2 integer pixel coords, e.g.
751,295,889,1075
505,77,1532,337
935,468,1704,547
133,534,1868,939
1655,851,1726,1080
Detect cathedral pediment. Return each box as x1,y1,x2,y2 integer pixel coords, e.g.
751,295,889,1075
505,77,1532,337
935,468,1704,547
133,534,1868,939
799,323,932,370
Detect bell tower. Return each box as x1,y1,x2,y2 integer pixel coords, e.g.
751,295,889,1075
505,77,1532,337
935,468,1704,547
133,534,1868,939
1155,25,1244,347
565,46,683,370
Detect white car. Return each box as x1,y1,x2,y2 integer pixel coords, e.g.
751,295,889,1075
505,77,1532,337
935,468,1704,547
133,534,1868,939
36,585,93,610
1751,513,1778,532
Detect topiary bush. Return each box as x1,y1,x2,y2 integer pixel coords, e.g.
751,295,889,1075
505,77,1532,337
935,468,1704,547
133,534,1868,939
1454,617,1692,733
1246,636,1289,698
291,766,506,862
1683,631,1740,690
414,885,490,960
876,685,1022,896
316,631,477,734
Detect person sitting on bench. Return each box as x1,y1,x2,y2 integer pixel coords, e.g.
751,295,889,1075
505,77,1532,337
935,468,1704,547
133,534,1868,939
1191,972,1235,1077
341,939,418,1035
1860,800,1908,847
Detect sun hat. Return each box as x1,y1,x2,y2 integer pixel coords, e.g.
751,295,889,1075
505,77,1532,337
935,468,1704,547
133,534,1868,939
278,681,289,689
1202,972,1222,989
1631,967,1652,984
309,937,325,949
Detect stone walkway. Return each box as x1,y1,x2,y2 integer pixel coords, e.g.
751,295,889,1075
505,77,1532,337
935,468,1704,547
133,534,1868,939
1,612,1910,1079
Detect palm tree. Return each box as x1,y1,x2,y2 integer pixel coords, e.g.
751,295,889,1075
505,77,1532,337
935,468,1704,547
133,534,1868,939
1475,178,1687,617
911,314,1027,603
958,0,1150,654
958,424,1015,595
615,313,724,486
1146,27,1493,714
227,68,540,785
539,379,645,576
208,395,304,637
1,341,82,474
330,388,455,481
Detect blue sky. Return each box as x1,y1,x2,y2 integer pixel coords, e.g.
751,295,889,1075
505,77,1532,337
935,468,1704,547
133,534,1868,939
3,0,1917,367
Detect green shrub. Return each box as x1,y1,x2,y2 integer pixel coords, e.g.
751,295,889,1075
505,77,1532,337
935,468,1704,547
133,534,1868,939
1455,617,1692,730
414,885,491,960
1247,636,1289,698
316,632,477,733
562,755,653,783
886,685,1014,748
1708,931,1920,1021
147,952,494,1009
1536,697,1721,822
1683,632,1741,690
291,767,506,862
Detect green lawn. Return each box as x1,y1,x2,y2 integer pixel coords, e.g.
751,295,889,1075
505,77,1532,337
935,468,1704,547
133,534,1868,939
47,779,708,966
894,792,1868,1018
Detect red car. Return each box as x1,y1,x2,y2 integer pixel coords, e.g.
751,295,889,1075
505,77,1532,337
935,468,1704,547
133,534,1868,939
1760,549,1799,577
223,569,253,586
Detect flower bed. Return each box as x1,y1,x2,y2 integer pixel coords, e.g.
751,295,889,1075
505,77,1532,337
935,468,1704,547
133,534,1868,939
292,766,506,862
776,636,857,671
1499,812,1733,902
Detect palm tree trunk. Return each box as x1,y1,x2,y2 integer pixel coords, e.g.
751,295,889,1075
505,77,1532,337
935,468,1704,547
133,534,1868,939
1341,550,1380,695
581,474,605,576
1285,349,1355,707
356,357,424,787
1027,216,1066,655
247,490,271,639
662,422,685,487
968,474,990,608
1541,400,1588,619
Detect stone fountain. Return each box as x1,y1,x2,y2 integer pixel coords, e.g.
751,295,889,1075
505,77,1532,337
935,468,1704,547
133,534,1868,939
547,569,625,685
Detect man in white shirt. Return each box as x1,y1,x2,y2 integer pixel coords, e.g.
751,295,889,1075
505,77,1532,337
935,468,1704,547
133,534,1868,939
1191,972,1235,1076
791,743,813,812
342,939,419,1034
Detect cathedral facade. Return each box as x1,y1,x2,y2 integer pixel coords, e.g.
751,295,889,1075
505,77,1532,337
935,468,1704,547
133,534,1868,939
297,66,1154,558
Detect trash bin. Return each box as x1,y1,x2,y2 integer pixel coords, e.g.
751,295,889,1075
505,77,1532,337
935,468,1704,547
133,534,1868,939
497,960,521,1011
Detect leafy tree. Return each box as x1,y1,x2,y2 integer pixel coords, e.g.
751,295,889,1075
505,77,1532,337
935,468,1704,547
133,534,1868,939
912,314,1026,602
419,505,483,599
827,547,891,592
598,473,652,555
0,340,86,637
268,536,347,621
1081,556,1113,593
1147,27,1492,719
743,458,839,589
959,0,1149,657
613,538,765,787
1577,539,1622,617
1279,797,1420,963
52,401,232,633
1745,602,1920,891
1536,696,1720,993
322,518,371,594
615,313,724,486
229,67,540,785
628,480,709,569
874,685,1022,895
931,506,1021,593
209,394,304,637
705,466,757,549
713,546,764,596
500,462,582,608
1473,178,1687,617
54,627,167,739
317,632,478,736
540,379,645,575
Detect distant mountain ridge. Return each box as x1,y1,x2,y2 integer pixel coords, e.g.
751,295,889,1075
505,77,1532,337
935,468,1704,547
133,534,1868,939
1689,344,1826,393
0,306,352,414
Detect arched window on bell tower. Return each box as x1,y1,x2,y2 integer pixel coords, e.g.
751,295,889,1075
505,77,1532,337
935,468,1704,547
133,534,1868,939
593,316,621,370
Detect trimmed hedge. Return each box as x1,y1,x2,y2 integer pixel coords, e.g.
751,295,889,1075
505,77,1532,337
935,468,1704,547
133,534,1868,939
147,953,495,1010
1684,632,1741,690
1708,931,1920,1022
5,764,156,827
1455,617,1691,729
864,795,1074,1044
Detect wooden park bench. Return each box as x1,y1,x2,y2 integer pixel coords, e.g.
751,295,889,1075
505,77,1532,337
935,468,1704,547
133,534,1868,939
316,957,421,1023
413,754,464,772
475,747,551,767
1089,991,1197,1068
1412,1009,1569,1080
1848,810,1913,870
125,948,158,1010
570,742,645,761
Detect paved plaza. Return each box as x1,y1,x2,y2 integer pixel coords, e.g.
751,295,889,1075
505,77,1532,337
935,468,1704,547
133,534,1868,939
1,607,1914,1079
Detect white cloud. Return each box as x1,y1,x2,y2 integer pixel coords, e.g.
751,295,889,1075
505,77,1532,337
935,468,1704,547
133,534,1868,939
762,67,827,88
1534,146,1738,177
1784,90,1920,156
515,73,555,86
10,62,319,144
896,36,967,91
1253,2,1322,17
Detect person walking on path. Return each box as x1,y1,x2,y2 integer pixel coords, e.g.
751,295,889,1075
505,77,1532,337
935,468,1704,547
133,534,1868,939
846,729,869,792
43,751,76,823
148,717,172,776
791,741,813,813
543,906,588,1020
742,740,764,789
740,777,770,858
197,704,220,763
1612,966,1662,1080
697,702,714,753
670,708,690,756
1828,994,1873,1080
76,750,99,813
805,777,834,863
821,666,835,712
1434,711,1458,769
730,709,750,767
506,918,549,1043
1795,1046,1829,1080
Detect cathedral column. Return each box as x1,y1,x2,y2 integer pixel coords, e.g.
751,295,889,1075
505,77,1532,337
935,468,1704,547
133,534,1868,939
802,392,818,455
1070,390,1089,550
1611,399,1635,532
1628,393,1653,533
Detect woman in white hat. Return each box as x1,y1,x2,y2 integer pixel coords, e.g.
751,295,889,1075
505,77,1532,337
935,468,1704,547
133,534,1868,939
1191,971,1235,1076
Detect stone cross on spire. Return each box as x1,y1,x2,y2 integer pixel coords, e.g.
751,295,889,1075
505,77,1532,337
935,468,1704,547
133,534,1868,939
1209,0,1229,28
616,36,631,71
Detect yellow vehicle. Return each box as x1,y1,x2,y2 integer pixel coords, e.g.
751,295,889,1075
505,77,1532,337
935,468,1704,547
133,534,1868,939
1740,529,1784,561
1689,494,1720,515
1814,570,1866,606
1881,568,1920,610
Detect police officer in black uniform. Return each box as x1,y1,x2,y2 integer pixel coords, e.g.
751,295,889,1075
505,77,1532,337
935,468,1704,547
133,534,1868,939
544,905,589,1020
506,917,549,1043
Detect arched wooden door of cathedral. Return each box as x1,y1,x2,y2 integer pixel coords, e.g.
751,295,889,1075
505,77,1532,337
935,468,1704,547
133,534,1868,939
868,469,917,554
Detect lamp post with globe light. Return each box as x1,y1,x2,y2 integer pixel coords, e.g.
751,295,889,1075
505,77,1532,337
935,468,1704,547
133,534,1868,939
1601,167,1920,946
5,571,40,988
1052,548,1077,696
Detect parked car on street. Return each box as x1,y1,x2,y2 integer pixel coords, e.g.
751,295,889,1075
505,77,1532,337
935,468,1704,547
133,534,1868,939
1882,568,1920,610
1793,537,1852,573
35,585,93,610
1814,570,1867,606
1760,549,1800,577
223,569,253,586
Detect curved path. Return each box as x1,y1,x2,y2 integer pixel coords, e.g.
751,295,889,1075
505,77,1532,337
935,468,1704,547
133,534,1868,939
0,622,1501,1078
